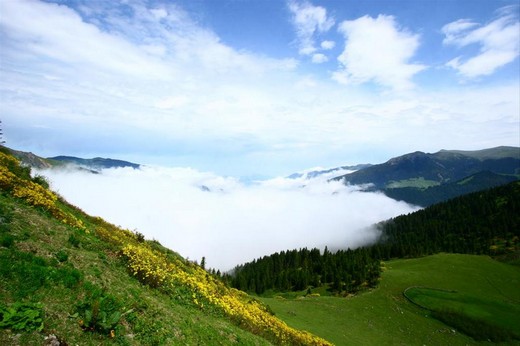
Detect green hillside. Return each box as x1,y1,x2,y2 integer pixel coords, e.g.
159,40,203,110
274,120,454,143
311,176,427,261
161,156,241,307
0,148,330,345
260,253,520,345
230,178,520,343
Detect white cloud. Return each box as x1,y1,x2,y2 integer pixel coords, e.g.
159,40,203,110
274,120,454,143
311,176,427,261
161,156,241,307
442,19,479,44
0,0,174,79
0,0,299,168
333,14,425,90
0,1,517,176
0,0,295,80
38,166,418,271
150,8,168,20
312,53,328,63
321,40,335,50
442,6,520,78
288,0,335,56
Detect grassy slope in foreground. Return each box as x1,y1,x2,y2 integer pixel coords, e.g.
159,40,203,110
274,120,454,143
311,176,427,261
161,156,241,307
0,149,330,345
260,253,520,345
0,194,271,345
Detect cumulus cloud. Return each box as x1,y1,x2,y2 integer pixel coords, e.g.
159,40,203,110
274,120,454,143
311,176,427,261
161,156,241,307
0,0,170,79
0,0,298,168
333,14,425,90
321,40,335,50
288,0,335,56
312,53,328,63
38,166,418,271
0,0,296,92
442,6,520,78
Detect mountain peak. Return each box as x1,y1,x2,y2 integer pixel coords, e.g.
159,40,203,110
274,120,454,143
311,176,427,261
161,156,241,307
333,146,520,197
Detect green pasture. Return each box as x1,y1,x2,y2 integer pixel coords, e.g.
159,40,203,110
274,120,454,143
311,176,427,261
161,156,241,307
405,287,520,341
260,253,520,345
385,177,440,189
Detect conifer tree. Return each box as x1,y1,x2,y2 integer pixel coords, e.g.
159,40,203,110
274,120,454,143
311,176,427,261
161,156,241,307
0,120,5,145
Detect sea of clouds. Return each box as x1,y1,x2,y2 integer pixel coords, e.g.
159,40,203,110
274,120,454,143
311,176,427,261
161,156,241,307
38,166,418,271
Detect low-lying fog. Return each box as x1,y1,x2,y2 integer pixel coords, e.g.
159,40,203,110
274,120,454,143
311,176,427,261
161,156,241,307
38,166,418,271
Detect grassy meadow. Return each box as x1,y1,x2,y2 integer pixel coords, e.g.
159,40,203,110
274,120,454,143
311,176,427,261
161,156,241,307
0,193,272,346
260,253,520,345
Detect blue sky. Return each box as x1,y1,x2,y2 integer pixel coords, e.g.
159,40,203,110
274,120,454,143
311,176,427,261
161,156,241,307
1,0,519,177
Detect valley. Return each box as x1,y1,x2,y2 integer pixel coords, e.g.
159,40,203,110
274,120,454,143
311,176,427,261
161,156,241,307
1,146,519,345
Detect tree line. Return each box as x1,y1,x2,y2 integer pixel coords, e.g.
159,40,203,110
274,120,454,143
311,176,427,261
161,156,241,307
229,246,381,295
375,181,519,259
227,182,520,295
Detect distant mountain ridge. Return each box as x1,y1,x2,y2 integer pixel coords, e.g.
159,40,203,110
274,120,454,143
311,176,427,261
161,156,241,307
48,155,140,170
335,146,519,188
6,147,141,172
7,148,55,169
333,146,520,206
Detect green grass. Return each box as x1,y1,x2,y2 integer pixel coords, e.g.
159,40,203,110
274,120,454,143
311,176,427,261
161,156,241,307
405,287,520,341
386,177,440,189
0,194,271,345
260,254,520,345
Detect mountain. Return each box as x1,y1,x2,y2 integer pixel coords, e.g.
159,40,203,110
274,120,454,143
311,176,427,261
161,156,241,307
7,148,56,169
48,155,140,170
332,146,520,206
5,147,141,172
384,170,519,207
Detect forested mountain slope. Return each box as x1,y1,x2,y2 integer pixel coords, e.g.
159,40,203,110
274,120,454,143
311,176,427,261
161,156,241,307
375,181,520,259
231,181,520,295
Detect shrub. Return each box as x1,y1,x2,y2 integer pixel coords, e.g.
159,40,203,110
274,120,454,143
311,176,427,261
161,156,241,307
0,234,14,248
76,286,122,336
55,250,69,262
32,174,49,189
134,230,145,243
68,234,80,248
0,302,44,332
53,266,83,289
